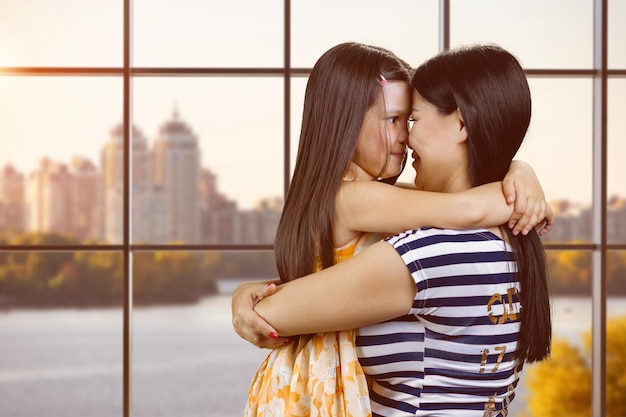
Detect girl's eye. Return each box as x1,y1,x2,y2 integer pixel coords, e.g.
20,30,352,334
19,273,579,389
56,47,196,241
408,115,415,128
388,116,399,124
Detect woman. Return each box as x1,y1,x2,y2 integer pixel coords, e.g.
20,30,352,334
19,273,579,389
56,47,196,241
234,44,551,416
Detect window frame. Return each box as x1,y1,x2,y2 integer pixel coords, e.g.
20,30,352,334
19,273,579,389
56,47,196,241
1,0,625,416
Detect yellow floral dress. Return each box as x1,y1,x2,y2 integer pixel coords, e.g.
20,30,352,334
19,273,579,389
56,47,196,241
244,233,378,417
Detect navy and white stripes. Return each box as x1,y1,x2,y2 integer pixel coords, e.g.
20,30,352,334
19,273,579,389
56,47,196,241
356,228,521,417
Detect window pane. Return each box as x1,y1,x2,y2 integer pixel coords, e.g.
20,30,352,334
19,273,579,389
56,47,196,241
512,250,592,416
290,76,306,177
0,251,123,417
132,77,283,244
0,1,122,67
292,0,439,68
518,78,593,243
608,79,626,244
450,0,593,69
133,0,283,67
609,0,626,68
132,251,273,416
0,76,122,244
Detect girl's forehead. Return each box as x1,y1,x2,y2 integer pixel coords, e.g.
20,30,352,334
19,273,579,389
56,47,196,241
381,82,411,107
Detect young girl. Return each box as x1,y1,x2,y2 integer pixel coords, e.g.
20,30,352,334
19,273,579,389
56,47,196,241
240,42,551,417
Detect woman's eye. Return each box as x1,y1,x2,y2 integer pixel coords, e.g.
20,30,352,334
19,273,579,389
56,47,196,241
388,116,399,124
408,115,415,128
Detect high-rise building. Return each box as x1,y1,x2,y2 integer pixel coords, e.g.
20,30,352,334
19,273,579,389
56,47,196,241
0,164,26,233
608,196,626,244
70,157,101,242
205,197,282,245
153,109,201,244
101,123,153,243
25,158,73,237
199,168,237,243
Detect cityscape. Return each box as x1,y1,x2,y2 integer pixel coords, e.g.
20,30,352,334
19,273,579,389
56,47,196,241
0,109,282,245
0,108,625,246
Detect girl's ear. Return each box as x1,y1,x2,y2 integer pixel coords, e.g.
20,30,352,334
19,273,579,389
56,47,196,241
456,108,468,143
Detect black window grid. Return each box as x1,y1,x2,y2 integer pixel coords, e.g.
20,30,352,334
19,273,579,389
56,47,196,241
1,0,626,416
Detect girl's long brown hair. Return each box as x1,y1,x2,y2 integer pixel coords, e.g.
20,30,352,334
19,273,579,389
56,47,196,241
275,42,411,282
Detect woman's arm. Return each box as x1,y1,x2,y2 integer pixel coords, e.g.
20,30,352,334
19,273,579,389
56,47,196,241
254,240,415,336
231,279,290,348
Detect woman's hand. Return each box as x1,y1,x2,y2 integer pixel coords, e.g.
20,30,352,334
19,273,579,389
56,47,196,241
503,160,554,236
231,280,290,349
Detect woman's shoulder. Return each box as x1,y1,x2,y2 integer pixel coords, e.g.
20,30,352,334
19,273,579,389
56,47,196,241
386,228,508,255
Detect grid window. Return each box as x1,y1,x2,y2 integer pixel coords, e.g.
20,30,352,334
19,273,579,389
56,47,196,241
0,1,624,416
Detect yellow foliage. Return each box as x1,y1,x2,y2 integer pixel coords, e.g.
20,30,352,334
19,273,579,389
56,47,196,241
602,316,626,417
525,338,591,417
525,316,626,417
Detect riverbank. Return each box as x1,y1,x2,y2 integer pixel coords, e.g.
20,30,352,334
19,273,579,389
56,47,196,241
1,288,624,417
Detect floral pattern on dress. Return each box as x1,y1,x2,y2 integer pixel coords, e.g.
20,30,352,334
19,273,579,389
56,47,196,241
243,234,375,417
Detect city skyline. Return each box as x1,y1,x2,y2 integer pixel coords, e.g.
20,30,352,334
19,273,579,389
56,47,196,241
0,110,282,245
2,1,626,209
3,92,626,206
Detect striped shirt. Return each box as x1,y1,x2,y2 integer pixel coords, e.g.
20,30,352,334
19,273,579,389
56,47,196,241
356,228,522,417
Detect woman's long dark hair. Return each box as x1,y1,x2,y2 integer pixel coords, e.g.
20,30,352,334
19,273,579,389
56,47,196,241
275,42,412,282
411,45,551,364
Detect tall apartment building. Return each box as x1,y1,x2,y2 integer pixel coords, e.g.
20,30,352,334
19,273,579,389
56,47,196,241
25,158,74,236
101,123,165,243
543,197,626,244
608,196,626,244
199,168,236,243
0,164,26,233
153,109,201,244
70,157,100,241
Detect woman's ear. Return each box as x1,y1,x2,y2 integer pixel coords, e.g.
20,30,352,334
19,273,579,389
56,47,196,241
456,108,468,143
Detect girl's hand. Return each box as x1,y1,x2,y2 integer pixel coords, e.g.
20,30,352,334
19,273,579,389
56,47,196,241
231,280,290,349
503,160,554,236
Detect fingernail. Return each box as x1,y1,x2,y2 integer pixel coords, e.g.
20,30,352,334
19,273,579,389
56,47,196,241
283,339,291,345
507,196,515,203
266,283,272,287
269,332,278,339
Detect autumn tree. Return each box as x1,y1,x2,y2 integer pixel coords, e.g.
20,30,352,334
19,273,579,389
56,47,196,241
546,250,591,295
524,316,626,417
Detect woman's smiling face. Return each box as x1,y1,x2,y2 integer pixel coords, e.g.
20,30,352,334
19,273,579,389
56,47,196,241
409,90,468,193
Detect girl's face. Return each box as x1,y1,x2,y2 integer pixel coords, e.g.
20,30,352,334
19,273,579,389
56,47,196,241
408,90,468,193
349,80,411,181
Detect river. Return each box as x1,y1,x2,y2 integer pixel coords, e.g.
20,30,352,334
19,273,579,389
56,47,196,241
0,284,624,417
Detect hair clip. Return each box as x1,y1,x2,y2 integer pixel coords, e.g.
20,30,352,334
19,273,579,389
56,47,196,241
378,75,388,86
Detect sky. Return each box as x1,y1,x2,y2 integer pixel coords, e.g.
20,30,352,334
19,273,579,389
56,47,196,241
0,0,625,209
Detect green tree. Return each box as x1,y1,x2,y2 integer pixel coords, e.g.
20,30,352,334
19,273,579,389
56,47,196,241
73,252,123,305
134,251,203,304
